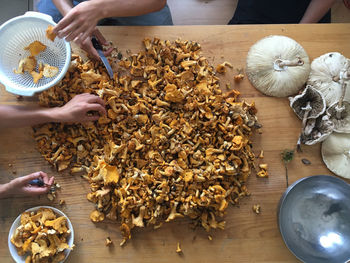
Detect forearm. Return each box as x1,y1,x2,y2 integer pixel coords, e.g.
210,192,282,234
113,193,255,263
52,0,74,16
300,0,336,23
91,0,166,19
0,105,61,129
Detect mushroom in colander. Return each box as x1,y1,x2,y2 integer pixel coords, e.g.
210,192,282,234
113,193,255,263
321,132,350,179
246,35,310,97
307,52,350,106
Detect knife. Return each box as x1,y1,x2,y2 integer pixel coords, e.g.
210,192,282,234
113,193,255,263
91,37,114,79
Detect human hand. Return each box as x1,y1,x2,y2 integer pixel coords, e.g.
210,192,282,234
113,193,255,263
53,0,113,60
0,171,54,198
54,1,101,44
80,29,114,60
54,93,106,123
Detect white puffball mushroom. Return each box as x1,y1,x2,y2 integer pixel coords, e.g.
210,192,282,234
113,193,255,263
246,35,310,97
321,132,350,179
307,52,350,106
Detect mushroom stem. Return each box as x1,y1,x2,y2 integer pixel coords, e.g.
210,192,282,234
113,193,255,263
332,69,350,82
275,57,304,68
335,81,347,119
346,150,350,159
301,102,312,128
335,64,350,119
297,102,312,151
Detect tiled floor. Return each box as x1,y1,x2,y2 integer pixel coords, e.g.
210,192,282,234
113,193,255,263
1,0,349,25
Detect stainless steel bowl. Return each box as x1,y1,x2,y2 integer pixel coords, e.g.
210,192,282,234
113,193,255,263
278,175,350,263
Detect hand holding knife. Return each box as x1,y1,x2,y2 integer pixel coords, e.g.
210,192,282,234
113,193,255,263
91,36,114,79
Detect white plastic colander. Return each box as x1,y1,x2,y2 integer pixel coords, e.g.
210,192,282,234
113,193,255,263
0,12,71,96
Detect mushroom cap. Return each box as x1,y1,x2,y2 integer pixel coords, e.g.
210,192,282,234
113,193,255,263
246,35,310,97
307,52,350,106
289,85,326,120
326,101,350,133
321,132,350,179
301,114,334,145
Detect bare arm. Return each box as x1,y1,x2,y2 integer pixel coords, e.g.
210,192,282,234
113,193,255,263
0,93,106,129
300,0,336,23
53,0,166,58
0,105,58,128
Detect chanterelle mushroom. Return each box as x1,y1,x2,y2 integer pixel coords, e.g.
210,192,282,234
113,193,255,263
321,132,350,179
34,38,260,246
308,52,350,106
246,35,310,97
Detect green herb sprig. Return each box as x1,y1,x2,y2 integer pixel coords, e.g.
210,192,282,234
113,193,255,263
281,149,295,187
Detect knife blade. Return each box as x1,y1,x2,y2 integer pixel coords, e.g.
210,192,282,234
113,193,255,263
91,37,114,79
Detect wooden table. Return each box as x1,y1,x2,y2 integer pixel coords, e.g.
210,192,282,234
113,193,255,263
1,24,350,263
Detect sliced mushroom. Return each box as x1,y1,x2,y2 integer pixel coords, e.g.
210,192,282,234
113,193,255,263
246,35,310,97
321,132,350,179
307,52,350,106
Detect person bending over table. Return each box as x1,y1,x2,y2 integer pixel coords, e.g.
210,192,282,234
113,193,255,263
0,93,106,198
37,0,173,59
229,0,336,24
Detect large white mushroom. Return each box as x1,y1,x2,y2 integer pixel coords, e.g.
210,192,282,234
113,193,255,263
246,35,310,97
321,132,350,179
307,52,350,106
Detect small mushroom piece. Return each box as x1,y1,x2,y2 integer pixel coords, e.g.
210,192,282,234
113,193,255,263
321,132,350,179
300,114,334,145
176,242,182,254
307,52,350,106
246,35,310,97
289,85,326,120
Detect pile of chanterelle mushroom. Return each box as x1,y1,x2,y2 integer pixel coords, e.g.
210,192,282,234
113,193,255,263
246,35,350,179
34,38,261,246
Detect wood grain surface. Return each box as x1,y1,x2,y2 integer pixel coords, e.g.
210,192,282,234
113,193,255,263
1,24,350,263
